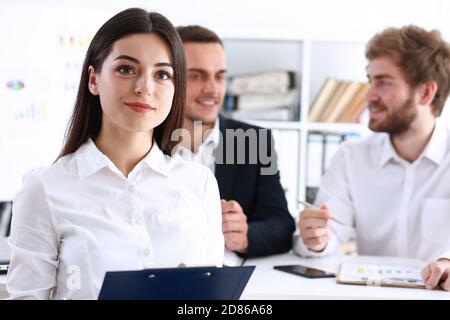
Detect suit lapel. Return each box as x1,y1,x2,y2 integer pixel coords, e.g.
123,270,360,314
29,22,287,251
215,116,236,200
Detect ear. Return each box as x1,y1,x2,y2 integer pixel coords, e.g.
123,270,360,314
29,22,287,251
419,80,438,106
87,66,99,96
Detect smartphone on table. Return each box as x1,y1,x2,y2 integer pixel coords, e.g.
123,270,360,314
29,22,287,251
0,264,8,275
273,265,335,278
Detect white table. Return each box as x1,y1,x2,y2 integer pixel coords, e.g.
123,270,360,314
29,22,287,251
2,252,449,300
241,252,450,299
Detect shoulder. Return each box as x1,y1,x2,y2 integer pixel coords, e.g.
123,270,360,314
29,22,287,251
18,166,49,192
219,116,273,146
339,133,385,154
220,115,268,132
21,154,78,194
42,153,78,182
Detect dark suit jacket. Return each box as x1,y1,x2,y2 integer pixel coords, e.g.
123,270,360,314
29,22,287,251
215,115,295,258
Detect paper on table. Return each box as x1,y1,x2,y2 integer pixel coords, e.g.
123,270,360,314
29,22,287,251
337,262,425,289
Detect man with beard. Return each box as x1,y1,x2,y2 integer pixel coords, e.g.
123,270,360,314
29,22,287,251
294,25,450,291
175,26,295,266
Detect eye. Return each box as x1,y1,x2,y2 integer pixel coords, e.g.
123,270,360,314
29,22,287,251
187,72,200,81
156,70,172,80
216,73,226,81
378,80,390,87
116,65,135,75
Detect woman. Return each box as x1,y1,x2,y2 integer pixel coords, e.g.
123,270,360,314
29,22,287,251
7,8,224,300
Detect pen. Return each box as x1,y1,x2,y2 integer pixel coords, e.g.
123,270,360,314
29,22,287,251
296,199,346,225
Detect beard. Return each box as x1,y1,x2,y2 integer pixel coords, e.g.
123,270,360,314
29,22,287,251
368,95,418,136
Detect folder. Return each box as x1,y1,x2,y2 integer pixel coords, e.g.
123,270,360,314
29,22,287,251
0,236,10,264
98,266,255,300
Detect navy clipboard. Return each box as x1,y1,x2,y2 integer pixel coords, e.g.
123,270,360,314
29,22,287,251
98,266,255,300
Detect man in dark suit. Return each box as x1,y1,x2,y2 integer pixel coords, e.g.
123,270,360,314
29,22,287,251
175,25,295,264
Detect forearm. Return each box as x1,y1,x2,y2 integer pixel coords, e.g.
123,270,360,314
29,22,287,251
245,216,295,258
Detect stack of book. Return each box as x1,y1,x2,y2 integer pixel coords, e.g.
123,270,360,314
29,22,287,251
308,78,368,123
224,70,299,121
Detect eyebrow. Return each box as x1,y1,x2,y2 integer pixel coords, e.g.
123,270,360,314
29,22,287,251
188,68,227,74
114,55,173,68
366,74,394,80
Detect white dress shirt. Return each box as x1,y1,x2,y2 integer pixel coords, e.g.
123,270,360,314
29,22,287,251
175,118,220,174
294,119,450,262
174,118,244,266
7,139,224,300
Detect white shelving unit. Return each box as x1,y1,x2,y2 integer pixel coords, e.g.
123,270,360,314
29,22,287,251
223,38,371,216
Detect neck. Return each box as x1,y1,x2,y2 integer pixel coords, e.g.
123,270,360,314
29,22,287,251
182,117,216,152
95,126,153,177
390,115,436,163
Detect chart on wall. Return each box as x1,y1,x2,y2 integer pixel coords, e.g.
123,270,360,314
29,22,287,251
0,3,114,200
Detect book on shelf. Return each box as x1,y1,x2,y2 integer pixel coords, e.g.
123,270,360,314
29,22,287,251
309,79,368,123
316,81,350,122
308,78,339,122
337,83,368,122
230,89,299,111
224,70,299,121
324,82,362,122
226,106,293,121
228,70,296,95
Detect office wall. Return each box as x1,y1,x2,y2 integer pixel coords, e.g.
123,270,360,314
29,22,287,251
0,0,449,200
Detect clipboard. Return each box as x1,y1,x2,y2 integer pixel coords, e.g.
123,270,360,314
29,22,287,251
98,266,255,300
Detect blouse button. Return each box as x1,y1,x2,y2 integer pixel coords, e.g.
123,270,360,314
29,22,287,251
128,184,136,193
144,248,151,256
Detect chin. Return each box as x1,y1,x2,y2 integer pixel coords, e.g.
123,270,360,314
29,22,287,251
368,123,383,133
189,113,218,125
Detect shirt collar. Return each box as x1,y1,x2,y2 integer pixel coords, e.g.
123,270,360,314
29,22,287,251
76,138,170,179
174,117,221,156
202,117,220,150
141,141,171,177
378,134,399,168
421,119,448,165
378,120,448,167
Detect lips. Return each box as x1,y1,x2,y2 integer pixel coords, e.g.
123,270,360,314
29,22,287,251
368,103,387,117
196,98,219,107
125,102,155,113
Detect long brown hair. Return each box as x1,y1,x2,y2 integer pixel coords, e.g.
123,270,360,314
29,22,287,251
58,8,186,159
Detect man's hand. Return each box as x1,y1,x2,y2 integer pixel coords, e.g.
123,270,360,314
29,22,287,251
298,205,331,252
421,259,450,291
221,199,248,253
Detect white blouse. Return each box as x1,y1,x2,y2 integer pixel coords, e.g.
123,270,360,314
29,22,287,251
7,139,224,300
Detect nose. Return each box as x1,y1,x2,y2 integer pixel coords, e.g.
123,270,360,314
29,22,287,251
135,74,153,96
364,83,379,102
202,76,218,94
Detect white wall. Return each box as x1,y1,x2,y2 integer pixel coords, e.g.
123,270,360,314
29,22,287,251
4,0,449,40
